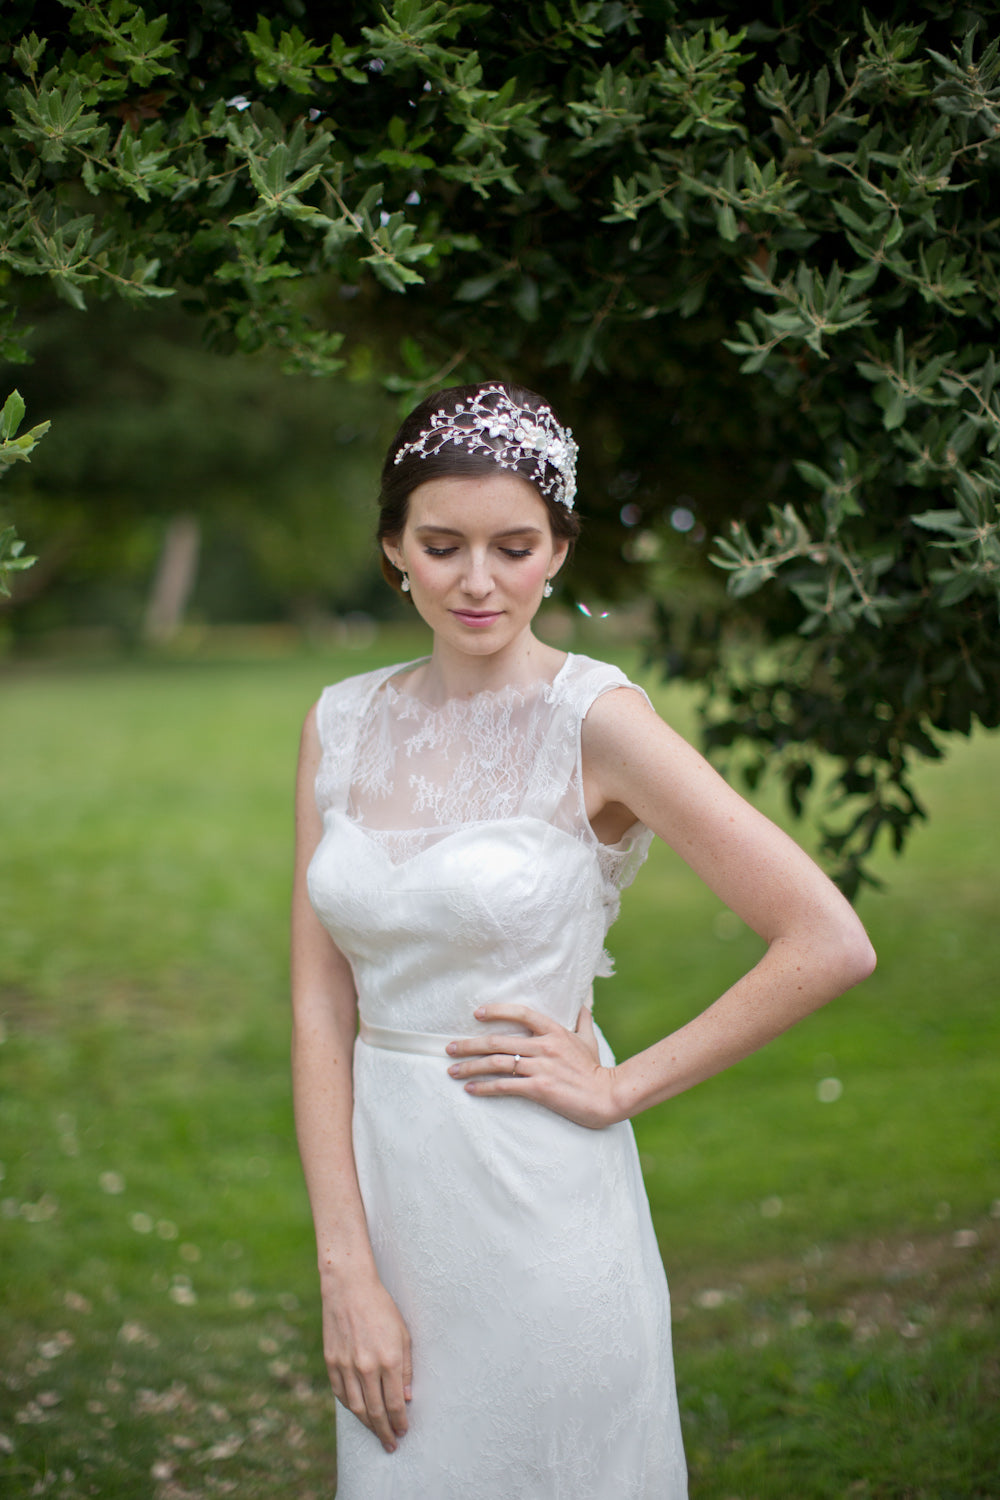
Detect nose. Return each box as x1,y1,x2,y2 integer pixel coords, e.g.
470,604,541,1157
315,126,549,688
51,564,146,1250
460,550,494,598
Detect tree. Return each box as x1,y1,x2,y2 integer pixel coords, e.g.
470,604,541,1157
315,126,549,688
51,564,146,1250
0,391,47,595
2,301,394,641
2,0,999,892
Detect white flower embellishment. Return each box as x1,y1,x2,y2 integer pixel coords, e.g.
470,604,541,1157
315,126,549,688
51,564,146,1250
393,386,578,509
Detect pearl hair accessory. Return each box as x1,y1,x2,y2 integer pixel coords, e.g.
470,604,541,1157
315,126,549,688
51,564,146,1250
393,385,578,510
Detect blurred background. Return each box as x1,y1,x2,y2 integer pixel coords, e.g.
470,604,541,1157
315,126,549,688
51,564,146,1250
0,301,403,653
1,303,997,1497
2,1,999,1494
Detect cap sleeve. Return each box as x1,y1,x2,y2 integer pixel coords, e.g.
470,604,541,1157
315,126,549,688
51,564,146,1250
545,656,656,896
313,667,394,815
558,656,654,721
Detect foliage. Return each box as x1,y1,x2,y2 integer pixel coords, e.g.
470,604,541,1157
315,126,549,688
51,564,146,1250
1,2,999,888
0,390,47,596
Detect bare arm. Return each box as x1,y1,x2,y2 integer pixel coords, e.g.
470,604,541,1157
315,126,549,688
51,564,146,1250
582,687,876,1119
291,704,411,1451
447,687,876,1126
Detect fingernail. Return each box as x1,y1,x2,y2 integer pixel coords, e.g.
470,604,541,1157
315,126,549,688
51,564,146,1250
447,1065,458,1076
474,1006,485,1018
446,1043,456,1054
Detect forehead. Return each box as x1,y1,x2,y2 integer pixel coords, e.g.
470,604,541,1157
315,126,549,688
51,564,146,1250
404,472,551,534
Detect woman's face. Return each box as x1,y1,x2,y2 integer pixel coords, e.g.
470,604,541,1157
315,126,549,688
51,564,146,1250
383,471,568,660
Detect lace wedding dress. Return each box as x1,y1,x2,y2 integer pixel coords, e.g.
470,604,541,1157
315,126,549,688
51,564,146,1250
307,653,687,1499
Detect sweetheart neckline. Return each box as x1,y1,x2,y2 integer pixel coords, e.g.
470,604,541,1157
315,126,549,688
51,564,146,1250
326,807,593,871
323,807,643,879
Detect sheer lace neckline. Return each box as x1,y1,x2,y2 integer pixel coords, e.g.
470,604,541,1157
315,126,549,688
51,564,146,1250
383,652,573,715
313,651,655,901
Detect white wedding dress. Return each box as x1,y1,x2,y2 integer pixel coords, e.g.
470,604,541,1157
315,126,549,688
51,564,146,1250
307,653,687,1499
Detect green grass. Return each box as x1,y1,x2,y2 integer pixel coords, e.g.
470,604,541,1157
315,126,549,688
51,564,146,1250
1,633,998,1498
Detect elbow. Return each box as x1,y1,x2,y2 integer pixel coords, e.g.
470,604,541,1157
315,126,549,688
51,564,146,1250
791,906,875,997
834,919,877,991
850,934,877,987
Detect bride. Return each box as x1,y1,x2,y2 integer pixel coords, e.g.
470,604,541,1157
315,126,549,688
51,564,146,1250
290,381,876,1498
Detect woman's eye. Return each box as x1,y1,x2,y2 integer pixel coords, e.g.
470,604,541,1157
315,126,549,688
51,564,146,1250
424,546,457,557
501,548,533,559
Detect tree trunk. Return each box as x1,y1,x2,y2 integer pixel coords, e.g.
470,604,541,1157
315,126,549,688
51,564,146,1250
143,515,200,644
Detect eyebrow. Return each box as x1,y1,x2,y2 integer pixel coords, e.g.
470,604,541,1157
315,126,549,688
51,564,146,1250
413,524,545,539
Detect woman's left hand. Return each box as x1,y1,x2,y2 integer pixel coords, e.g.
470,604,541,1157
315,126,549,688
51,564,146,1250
446,1004,620,1130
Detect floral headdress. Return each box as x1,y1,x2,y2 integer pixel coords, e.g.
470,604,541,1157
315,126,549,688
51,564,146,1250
392,384,578,510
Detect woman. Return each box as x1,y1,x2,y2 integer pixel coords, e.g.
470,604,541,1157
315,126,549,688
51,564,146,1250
290,382,876,1498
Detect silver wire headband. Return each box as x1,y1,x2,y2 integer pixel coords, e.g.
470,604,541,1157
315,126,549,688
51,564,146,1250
392,385,578,510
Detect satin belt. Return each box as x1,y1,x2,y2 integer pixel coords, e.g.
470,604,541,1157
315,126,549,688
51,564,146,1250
358,1019,456,1058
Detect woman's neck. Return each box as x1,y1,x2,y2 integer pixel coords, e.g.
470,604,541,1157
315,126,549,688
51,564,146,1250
408,632,567,705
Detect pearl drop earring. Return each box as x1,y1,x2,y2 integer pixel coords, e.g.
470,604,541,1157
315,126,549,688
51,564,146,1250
400,572,411,593
543,579,553,599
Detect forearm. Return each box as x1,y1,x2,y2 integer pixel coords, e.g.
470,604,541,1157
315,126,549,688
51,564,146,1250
608,926,875,1122
291,1004,377,1287
292,999,413,1453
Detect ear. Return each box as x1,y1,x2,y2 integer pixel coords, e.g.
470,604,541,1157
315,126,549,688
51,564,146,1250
547,539,570,579
382,538,405,573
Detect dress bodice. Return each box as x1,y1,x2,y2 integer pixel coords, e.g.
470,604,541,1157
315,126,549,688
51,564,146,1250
307,653,654,1036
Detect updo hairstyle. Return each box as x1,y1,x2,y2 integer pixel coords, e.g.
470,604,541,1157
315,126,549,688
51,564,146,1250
376,382,581,596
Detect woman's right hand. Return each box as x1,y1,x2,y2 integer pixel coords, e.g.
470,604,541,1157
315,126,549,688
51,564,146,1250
321,1272,413,1453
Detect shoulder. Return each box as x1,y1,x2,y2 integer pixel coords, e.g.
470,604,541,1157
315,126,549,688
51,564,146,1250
555,653,655,723
310,661,406,750
580,679,669,790
571,661,698,804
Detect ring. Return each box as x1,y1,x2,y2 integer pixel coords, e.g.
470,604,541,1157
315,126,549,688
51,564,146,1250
512,1054,521,1076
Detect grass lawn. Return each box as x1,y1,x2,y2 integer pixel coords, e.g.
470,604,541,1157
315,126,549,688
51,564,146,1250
1,632,997,1498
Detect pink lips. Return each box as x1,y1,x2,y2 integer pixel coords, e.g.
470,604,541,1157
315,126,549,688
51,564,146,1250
450,610,502,628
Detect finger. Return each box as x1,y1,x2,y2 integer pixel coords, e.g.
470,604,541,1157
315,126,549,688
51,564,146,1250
359,1368,398,1452
575,1006,600,1049
473,1002,555,1031
464,1075,527,1097
403,1340,413,1404
383,1368,410,1438
338,1371,372,1429
449,1050,530,1079
447,1033,531,1059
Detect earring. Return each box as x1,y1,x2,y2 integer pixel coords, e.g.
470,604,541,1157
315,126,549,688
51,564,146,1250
400,572,411,593
543,579,553,599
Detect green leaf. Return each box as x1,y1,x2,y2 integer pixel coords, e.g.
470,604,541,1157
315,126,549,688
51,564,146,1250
1,391,27,442
13,31,47,77
912,509,968,535
716,203,739,241
511,276,540,322
455,270,506,301
794,460,834,491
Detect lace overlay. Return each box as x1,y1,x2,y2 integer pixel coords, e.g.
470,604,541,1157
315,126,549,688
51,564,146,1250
307,653,687,1499
316,655,654,928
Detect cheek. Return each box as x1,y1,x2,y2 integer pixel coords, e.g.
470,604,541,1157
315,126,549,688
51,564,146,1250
515,554,554,594
405,551,450,592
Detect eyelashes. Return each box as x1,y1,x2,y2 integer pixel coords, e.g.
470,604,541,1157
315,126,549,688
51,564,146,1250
422,546,534,559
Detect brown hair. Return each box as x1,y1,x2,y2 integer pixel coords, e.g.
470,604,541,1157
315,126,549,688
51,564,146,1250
376,381,581,594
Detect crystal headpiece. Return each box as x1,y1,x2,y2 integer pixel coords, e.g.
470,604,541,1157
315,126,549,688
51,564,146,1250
393,385,578,510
